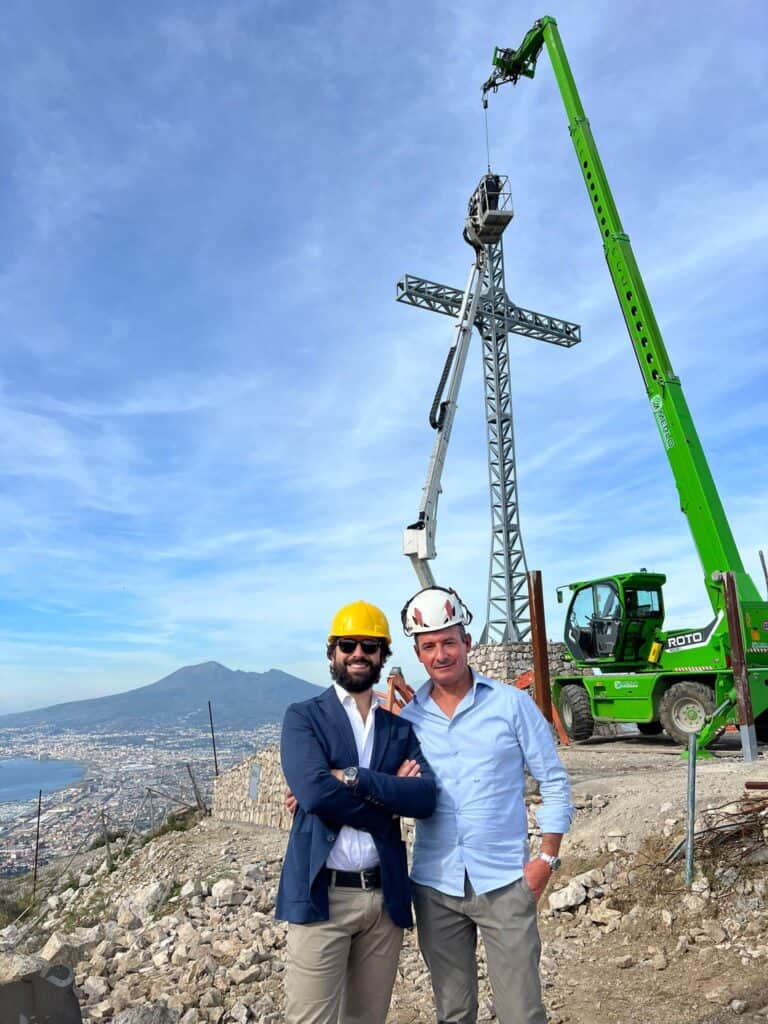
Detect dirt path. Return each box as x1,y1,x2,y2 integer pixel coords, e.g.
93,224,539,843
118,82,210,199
390,736,768,1024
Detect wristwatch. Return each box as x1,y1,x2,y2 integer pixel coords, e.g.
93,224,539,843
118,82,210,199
537,852,562,871
342,767,359,787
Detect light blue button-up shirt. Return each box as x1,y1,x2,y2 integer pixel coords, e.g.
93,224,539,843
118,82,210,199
399,672,573,896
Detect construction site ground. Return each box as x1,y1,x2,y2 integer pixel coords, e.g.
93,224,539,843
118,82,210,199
515,735,768,1024
3,733,767,1024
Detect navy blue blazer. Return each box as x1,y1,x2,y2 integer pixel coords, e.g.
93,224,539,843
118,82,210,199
275,686,437,928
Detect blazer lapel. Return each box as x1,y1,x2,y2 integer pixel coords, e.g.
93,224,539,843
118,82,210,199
319,686,358,766
370,707,394,771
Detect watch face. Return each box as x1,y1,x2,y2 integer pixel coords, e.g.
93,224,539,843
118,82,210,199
343,767,358,784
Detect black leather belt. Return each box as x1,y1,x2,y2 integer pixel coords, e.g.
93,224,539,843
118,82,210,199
326,867,382,890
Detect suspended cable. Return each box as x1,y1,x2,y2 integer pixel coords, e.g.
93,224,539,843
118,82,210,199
484,104,492,172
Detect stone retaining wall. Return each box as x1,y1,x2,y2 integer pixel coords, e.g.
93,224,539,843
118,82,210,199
468,641,588,683
212,747,293,831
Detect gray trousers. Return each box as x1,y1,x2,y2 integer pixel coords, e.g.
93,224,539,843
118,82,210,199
412,876,546,1024
285,885,403,1024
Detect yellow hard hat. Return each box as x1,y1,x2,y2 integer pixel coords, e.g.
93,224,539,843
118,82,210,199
328,601,391,643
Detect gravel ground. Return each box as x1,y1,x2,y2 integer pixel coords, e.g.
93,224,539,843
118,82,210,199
4,733,766,1024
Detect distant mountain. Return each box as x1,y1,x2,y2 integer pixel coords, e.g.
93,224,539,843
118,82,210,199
0,661,322,734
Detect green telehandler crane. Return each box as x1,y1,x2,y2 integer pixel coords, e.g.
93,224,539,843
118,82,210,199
482,17,768,752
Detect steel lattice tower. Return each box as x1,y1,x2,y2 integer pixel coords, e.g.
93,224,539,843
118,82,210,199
397,237,580,642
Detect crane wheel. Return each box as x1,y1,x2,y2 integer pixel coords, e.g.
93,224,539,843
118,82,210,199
559,684,594,741
659,681,716,747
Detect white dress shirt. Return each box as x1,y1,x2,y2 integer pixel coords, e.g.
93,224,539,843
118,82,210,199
326,683,381,871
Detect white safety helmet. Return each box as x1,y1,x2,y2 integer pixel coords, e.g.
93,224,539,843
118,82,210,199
400,586,473,637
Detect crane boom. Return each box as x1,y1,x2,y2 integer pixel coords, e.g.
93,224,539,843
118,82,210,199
483,16,761,612
403,256,485,588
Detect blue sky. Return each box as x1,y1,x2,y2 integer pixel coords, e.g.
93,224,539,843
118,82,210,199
1,1,766,713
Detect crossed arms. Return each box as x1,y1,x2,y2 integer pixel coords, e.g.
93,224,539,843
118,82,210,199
281,704,437,835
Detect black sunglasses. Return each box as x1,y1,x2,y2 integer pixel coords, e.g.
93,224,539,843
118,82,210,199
336,638,382,655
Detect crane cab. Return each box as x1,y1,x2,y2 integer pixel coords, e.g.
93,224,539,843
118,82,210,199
464,173,514,247
558,571,666,670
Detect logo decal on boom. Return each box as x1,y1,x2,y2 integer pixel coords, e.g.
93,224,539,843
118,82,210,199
650,395,674,450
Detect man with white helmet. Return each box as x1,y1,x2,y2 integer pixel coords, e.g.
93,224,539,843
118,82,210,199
399,585,573,1024
276,600,437,1024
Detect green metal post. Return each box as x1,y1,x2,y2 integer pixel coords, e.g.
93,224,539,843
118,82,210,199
685,731,697,886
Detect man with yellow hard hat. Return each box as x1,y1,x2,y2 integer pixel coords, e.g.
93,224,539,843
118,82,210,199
276,600,437,1024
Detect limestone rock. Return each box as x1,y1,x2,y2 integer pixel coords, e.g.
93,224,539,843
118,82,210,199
83,975,110,1000
131,881,171,918
548,881,587,912
699,919,727,944
40,931,90,967
0,953,50,984
211,878,247,907
115,1006,180,1024
117,904,143,930
705,984,735,1004
228,964,262,986
570,868,604,890
241,864,265,888
611,955,634,969
681,893,707,914
588,902,622,925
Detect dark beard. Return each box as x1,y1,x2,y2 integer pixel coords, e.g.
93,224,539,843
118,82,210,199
329,660,382,693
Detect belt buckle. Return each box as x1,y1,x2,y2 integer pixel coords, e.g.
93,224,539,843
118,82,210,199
361,869,375,890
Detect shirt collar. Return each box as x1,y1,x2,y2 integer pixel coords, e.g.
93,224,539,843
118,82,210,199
332,681,380,711
411,668,491,706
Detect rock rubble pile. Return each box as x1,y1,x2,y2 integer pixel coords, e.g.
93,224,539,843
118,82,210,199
1,759,766,1023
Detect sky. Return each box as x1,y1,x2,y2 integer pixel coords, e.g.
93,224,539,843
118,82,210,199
0,0,766,714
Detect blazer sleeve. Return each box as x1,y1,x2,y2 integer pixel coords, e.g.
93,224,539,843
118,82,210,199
281,703,392,835
354,722,437,820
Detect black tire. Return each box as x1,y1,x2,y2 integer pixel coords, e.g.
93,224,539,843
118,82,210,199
659,681,716,747
559,684,594,741
636,721,664,736
755,712,768,744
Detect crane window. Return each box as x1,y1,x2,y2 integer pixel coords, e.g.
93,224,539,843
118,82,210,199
570,588,594,630
625,588,661,618
596,583,621,619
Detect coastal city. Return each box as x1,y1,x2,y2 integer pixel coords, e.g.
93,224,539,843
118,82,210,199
0,723,281,878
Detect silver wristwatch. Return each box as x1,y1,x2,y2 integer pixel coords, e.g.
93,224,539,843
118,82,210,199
537,852,562,871
342,767,359,787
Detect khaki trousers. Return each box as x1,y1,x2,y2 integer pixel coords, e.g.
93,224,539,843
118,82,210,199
412,876,546,1024
285,885,403,1024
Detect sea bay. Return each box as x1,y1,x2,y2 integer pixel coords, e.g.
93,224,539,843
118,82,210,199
0,757,86,804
